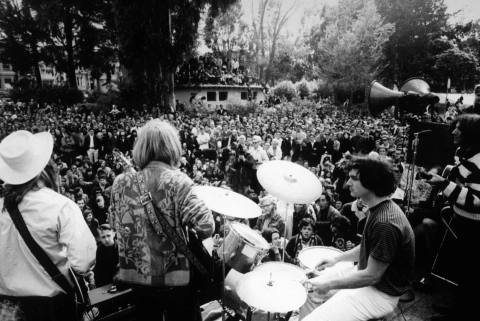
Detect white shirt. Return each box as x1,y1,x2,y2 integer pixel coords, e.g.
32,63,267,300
89,134,95,148
267,146,283,160
197,132,210,150
0,187,96,297
248,146,269,169
191,127,198,137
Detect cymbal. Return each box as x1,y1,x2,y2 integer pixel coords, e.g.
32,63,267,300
194,186,262,219
236,270,307,313
257,161,322,204
254,262,307,283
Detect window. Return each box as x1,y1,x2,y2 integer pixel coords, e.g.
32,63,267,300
219,92,228,101
207,92,217,101
4,78,12,84
2,64,11,71
241,92,247,100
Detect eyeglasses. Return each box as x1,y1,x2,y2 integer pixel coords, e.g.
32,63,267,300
96,199,103,203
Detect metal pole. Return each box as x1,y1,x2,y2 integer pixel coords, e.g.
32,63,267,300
406,133,419,211
221,215,226,321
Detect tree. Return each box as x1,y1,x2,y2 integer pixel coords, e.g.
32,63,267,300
250,0,270,82
204,1,244,54
0,0,48,87
313,0,394,104
112,0,238,111
375,0,449,85
25,0,110,90
434,47,479,91
264,0,303,85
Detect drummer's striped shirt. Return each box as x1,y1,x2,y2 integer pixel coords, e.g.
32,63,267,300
358,200,414,297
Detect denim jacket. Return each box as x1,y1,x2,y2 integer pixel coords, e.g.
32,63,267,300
110,161,214,287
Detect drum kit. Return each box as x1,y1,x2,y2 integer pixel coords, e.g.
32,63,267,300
194,161,346,321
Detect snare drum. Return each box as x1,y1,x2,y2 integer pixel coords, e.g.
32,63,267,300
217,222,269,273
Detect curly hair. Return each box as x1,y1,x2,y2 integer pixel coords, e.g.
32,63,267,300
345,155,397,197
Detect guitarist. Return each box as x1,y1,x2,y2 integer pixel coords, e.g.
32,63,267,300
426,114,480,321
0,130,96,321
110,120,214,321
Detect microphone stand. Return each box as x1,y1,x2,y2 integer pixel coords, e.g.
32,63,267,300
406,133,420,211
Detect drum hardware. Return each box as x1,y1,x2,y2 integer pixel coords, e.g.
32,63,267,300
431,208,458,286
194,186,262,219
236,269,307,314
257,161,322,265
194,186,263,321
257,161,323,204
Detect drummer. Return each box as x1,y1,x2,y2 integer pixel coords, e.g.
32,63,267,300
303,156,414,321
254,195,286,237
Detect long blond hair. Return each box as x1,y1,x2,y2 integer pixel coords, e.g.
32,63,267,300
133,119,182,169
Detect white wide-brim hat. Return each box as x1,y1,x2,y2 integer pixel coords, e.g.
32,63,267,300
0,130,53,185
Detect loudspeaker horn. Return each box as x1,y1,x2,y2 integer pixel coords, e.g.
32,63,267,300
365,80,405,116
400,77,440,106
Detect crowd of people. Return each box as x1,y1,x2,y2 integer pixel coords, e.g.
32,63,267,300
1,93,479,321
0,97,420,254
175,54,259,86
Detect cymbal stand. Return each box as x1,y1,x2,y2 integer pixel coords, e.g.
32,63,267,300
220,215,227,321
406,133,420,211
282,221,286,262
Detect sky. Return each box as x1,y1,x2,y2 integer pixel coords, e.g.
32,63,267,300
239,0,480,34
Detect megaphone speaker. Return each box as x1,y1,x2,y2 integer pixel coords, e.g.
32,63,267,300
365,81,405,116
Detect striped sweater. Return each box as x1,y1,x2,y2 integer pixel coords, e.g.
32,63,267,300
439,149,480,221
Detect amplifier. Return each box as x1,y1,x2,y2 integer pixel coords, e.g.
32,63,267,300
89,284,135,321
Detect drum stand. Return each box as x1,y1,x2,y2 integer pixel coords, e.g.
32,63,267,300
431,207,458,286
220,215,227,321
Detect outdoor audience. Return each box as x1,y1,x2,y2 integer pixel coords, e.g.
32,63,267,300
175,54,259,86
0,92,454,305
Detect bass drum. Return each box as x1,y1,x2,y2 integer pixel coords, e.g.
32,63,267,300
217,222,269,273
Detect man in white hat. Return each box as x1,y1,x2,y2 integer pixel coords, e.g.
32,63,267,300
0,130,96,320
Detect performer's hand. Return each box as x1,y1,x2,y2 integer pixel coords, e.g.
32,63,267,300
425,173,446,186
306,277,331,295
315,256,338,271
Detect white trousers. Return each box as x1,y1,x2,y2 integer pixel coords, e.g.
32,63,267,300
301,266,399,321
87,149,98,163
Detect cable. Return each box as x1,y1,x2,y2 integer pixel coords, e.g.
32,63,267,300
399,303,407,321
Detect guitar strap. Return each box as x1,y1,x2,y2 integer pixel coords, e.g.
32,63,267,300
133,170,210,277
4,197,73,295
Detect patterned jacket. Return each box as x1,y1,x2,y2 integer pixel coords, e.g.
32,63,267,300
110,161,214,287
